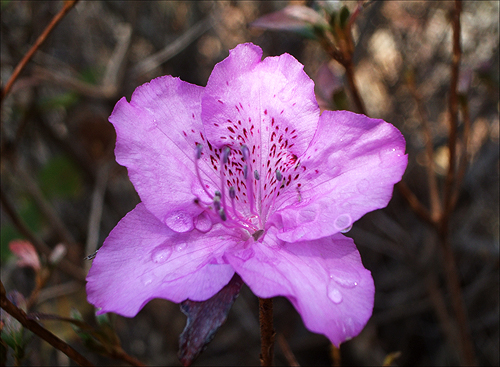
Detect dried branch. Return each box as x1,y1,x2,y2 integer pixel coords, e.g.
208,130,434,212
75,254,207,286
259,298,275,366
1,0,79,102
0,281,94,367
276,333,300,367
407,74,442,221
131,16,214,78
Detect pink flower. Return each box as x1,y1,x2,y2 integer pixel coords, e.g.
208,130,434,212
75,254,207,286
86,43,407,346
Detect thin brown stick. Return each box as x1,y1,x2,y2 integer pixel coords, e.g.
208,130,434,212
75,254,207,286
443,0,462,217
1,281,94,367
1,0,79,102
450,97,471,210
259,298,275,366
437,2,476,365
396,181,434,226
276,333,299,367
407,76,442,222
0,190,86,281
109,348,146,367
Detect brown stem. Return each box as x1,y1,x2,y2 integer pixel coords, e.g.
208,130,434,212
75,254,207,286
407,76,442,221
1,281,94,367
396,181,434,226
259,297,275,366
443,0,462,217
450,97,471,210
438,2,476,365
109,348,146,367
1,0,79,102
276,333,299,367
438,222,476,366
343,59,367,115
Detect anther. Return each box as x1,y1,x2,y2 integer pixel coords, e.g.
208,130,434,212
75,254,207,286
241,145,250,161
243,165,248,179
213,195,221,211
218,208,227,221
254,170,260,180
195,144,203,159
275,169,282,181
229,186,236,199
222,146,231,164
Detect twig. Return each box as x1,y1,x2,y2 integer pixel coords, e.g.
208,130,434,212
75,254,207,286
407,74,442,222
0,189,86,281
276,334,299,367
259,298,275,366
450,96,471,210
437,2,477,365
395,181,434,226
32,22,132,99
1,281,94,367
85,163,110,272
131,16,214,77
443,0,462,218
1,0,79,102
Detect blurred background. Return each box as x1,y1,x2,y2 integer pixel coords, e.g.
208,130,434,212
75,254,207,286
1,1,498,366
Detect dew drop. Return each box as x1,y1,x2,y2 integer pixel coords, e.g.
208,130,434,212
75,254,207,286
334,214,352,232
165,211,193,232
175,242,188,252
141,275,153,286
151,246,172,264
356,179,370,194
327,283,343,304
194,211,212,232
340,224,353,233
329,268,359,288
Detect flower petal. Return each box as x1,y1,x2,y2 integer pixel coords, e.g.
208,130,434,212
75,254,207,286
109,76,216,232
226,229,374,346
202,43,320,217
271,111,408,242
86,203,237,317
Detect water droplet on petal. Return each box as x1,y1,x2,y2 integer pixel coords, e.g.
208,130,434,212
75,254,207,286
327,283,343,304
379,147,403,168
175,242,188,252
340,224,353,233
194,211,212,232
165,211,193,232
151,246,172,264
141,274,153,286
356,179,370,194
334,214,352,232
329,268,359,288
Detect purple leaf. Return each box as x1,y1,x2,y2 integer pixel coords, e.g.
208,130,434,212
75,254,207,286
178,274,244,366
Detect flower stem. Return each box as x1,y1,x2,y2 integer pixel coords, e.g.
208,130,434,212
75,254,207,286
259,297,275,366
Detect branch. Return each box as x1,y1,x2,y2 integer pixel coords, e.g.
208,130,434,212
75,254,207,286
259,298,275,366
1,0,79,102
0,281,94,367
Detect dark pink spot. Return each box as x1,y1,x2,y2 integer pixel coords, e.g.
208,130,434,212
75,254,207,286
264,109,268,115
218,100,224,104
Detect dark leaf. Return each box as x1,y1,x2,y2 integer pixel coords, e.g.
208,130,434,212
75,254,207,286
178,274,244,366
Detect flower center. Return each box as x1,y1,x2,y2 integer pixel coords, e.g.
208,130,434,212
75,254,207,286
194,143,291,239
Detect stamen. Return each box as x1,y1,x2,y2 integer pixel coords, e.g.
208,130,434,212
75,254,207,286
218,208,227,221
275,169,282,182
194,144,213,200
219,147,230,212
254,170,260,180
